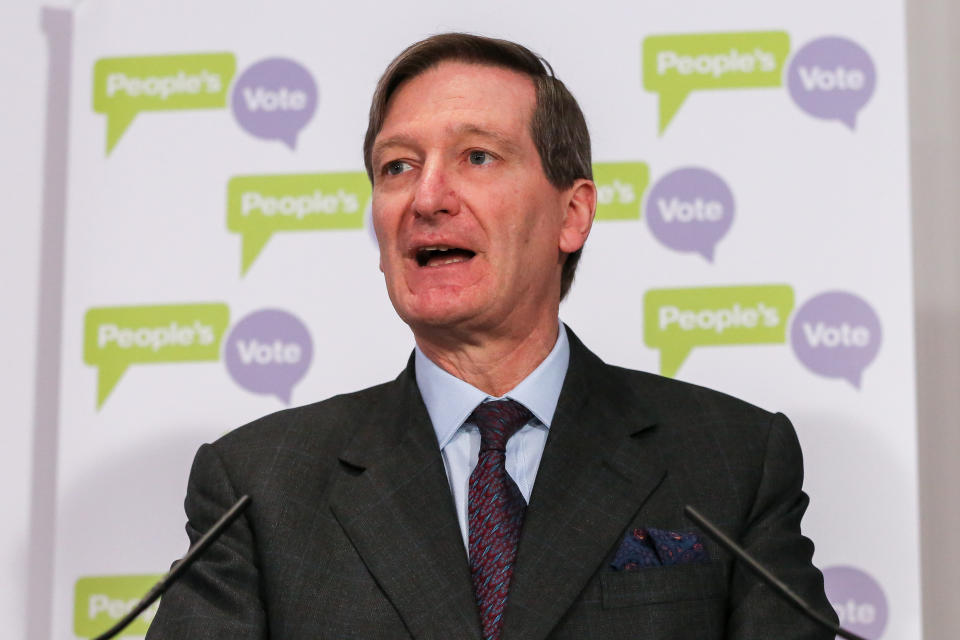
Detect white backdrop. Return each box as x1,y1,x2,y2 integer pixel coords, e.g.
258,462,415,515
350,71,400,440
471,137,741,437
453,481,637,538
34,1,919,638
1,3,48,640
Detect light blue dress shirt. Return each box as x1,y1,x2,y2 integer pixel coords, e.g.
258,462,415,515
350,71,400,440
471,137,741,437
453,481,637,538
414,324,570,552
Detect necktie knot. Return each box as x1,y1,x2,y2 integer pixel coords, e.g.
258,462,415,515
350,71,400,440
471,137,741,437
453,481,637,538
470,399,532,452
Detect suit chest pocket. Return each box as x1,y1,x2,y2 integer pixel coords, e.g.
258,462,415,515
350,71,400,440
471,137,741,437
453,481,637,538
600,562,725,609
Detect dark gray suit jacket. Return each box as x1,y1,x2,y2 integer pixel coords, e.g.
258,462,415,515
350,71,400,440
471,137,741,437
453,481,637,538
147,328,836,639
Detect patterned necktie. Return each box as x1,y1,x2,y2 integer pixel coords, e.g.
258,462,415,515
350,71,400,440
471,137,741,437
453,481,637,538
468,398,532,640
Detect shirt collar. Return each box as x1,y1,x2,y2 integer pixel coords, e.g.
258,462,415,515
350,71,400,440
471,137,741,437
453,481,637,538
415,323,570,449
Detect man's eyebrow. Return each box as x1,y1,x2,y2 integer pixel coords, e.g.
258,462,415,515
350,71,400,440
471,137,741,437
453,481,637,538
372,124,524,165
451,124,523,154
371,134,419,165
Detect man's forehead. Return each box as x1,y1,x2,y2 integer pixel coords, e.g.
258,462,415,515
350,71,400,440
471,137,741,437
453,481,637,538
398,59,536,97
374,61,536,142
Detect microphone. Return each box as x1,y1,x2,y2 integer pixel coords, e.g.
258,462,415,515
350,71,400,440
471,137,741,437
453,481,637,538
92,494,252,640
684,505,865,640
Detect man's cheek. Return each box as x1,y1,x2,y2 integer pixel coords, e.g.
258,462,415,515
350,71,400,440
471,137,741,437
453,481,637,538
370,206,391,255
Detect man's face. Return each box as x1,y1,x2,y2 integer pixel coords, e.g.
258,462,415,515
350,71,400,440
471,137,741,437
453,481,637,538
371,61,587,340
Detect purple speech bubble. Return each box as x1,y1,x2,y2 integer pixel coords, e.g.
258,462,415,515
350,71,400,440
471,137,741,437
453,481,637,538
787,36,876,130
790,291,881,388
645,167,734,262
231,58,318,149
823,566,888,639
224,308,313,404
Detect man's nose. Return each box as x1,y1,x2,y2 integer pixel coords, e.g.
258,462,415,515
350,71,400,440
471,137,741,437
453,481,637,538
412,161,460,219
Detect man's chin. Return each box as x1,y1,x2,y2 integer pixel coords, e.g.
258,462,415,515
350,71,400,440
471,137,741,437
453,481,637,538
400,304,480,334
394,292,492,338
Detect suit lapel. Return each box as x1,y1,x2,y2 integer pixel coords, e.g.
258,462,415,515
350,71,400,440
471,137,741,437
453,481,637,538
329,363,482,640
502,330,667,640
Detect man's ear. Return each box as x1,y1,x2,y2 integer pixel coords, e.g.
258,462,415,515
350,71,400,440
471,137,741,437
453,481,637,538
558,178,597,254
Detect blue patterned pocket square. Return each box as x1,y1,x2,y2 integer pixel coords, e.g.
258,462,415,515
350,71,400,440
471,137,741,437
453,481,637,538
610,527,708,571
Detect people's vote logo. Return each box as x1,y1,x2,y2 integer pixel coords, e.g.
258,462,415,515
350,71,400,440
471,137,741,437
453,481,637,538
823,566,889,638
93,54,320,153
787,37,876,129
645,167,734,262
789,291,881,388
93,53,237,154
223,309,313,403
644,284,795,378
231,58,318,148
83,303,230,408
642,31,790,133
226,171,370,274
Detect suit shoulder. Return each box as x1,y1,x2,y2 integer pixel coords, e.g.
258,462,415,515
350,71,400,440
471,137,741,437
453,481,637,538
604,364,778,429
566,327,777,430
598,365,798,485
211,378,400,455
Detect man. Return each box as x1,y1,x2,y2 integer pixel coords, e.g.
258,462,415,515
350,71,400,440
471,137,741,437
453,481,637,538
148,33,836,639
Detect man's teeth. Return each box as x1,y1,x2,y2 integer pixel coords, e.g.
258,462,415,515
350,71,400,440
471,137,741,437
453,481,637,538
416,245,474,266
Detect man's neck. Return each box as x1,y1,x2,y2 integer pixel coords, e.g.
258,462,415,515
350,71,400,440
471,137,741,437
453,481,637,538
414,320,561,397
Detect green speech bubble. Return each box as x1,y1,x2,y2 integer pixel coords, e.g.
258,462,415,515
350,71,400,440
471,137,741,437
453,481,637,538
84,303,230,408
644,284,795,377
74,574,163,638
93,52,237,154
643,31,791,134
227,171,371,274
593,162,650,221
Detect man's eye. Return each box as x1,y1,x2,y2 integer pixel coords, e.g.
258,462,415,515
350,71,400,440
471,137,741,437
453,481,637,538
468,150,493,166
384,160,411,176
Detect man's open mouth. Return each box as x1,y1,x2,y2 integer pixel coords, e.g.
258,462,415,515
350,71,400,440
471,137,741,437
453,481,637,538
415,245,476,267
